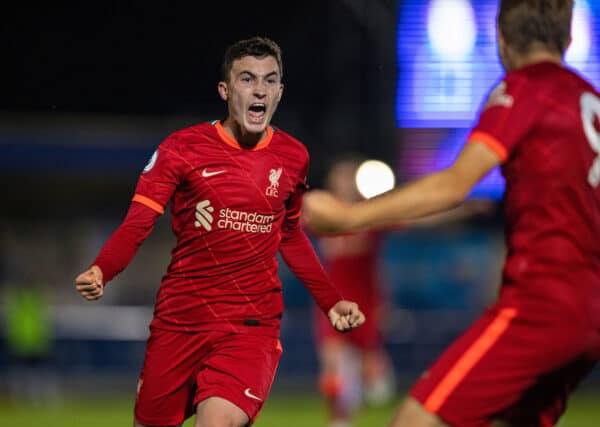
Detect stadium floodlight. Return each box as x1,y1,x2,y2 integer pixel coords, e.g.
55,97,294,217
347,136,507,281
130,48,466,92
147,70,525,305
355,160,396,199
566,0,591,64
427,0,477,61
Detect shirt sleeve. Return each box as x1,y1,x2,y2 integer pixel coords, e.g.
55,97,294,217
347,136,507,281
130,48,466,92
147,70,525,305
278,156,343,314
93,202,160,283
93,133,187,283
468,74,539,163
132,134,187,214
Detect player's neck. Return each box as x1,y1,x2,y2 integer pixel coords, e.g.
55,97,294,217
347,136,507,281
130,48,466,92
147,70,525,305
221,119,266,149
511,50,563,71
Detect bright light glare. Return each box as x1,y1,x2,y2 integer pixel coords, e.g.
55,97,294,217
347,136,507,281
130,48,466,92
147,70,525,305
355,160,396,199
427,0,477,60
566,0,591,63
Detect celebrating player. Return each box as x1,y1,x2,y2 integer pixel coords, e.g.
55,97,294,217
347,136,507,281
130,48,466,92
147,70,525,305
304,1,600,426
74,36,364,427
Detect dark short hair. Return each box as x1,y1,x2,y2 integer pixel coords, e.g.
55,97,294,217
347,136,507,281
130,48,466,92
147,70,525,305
221,36,283,82
498,0,573,55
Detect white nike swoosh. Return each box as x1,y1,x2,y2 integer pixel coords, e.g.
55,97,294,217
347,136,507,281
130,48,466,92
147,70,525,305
244,388,262,401
202,169,225,177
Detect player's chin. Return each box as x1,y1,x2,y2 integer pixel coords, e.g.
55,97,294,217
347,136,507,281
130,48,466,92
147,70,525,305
245,114,268,130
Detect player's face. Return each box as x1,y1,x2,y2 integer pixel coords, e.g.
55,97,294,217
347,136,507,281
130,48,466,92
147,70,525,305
218,55,283,138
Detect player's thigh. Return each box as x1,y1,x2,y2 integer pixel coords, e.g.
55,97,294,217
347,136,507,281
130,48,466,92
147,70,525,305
194,333,283,425
194,396,248,427
410,303,596,427
135,328,211,426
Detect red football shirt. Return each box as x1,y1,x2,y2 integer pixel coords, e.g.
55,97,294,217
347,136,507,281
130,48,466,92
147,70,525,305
94,121,341,336
468,62,600,326
318,231,383,305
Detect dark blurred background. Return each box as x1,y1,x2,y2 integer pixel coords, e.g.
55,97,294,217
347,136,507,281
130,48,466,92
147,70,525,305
1,0,599,415
1,0,397,218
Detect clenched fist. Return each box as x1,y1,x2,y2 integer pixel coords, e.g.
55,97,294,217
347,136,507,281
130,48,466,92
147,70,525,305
75,265,104,301
327,300,366,332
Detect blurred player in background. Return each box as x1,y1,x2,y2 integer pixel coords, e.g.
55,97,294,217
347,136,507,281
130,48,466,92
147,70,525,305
303,0,600,426
74,36,364,427
307,155,494,427
309,155,396,427
4,280,59,405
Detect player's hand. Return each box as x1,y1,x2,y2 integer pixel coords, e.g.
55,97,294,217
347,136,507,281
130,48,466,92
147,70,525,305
75,265,104,301
328,300,365,332
302,190,352,234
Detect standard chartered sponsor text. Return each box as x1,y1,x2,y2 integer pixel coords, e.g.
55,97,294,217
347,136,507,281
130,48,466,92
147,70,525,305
218,207,274,233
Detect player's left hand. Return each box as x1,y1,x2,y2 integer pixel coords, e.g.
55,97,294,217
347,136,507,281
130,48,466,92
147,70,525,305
302,190,352,234
328,300,365,332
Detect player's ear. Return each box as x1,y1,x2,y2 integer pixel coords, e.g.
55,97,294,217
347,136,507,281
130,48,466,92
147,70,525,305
276,84,284,102
218,81,229,101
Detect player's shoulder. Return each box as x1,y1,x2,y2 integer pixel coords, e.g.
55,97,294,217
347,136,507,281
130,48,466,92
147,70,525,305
491,63,599,115
164,121,215,143
507,62,596,94
271,126,309,159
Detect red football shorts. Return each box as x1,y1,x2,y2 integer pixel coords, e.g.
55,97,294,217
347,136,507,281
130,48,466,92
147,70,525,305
134,328,283,426
411,299,600,427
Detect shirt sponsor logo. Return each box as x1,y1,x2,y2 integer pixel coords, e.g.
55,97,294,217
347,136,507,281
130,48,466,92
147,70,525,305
194,200,274,233
194,200,215,231
143,150,158,173
266,167,282,198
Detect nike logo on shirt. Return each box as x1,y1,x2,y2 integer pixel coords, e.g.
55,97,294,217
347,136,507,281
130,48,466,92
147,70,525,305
202,169,226,177
244,388,262,401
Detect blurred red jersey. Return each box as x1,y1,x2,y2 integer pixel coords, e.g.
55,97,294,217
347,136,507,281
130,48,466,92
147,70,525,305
314,230,386,348
96,121,340,336
318,231,383,304
469,62,600,326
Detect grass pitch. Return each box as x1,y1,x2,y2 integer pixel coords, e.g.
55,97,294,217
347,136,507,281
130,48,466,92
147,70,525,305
0,391,598,426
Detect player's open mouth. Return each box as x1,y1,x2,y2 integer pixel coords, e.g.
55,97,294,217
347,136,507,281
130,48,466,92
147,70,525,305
248,103,266,122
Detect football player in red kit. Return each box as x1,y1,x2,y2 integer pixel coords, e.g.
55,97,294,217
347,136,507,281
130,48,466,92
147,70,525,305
74,37,364,427
303,1,600,426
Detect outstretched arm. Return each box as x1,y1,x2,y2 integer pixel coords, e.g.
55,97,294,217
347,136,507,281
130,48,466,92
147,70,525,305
74,202,160,301
303,142,501,234
404,198,496,228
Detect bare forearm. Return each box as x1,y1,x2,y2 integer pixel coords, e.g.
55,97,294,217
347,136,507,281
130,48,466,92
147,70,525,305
303,143,499,235
348,168,469,231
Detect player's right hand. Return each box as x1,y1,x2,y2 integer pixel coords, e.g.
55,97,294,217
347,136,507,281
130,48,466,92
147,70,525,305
75,265,104,301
